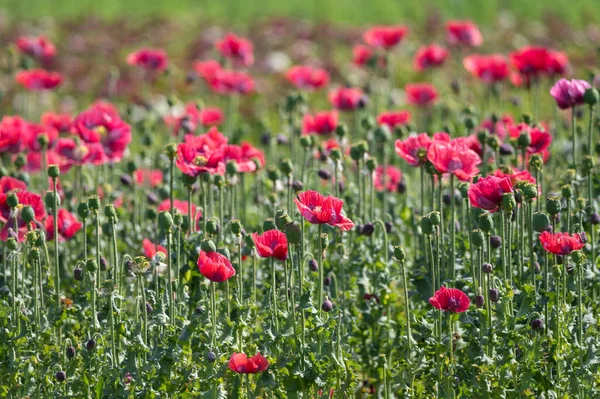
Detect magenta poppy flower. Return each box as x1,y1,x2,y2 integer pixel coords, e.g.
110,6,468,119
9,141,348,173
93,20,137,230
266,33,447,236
467,175,514,213
15,35,56,61
363,25,409,50
303,111,339,136
228,352,269,374
427,140,481,181
0,177,27,194
294,190,354,231
135,169,163,187
328,87,365,111
394,133,432,167
209,70,255,95
193,60,222,81
373,166,403,193
445,20,483,47
429,286,470,313
44,208,82,241
492,168,536,185
42,112,72,134
252,230,288,261
539,231,585,256
197,250,236,283
550,78,591,110
126,48,168,72
215,33,254,67
285,65,330,91
463,54,509,84
16,69,62,91
413,44,449,71
405,83,438,107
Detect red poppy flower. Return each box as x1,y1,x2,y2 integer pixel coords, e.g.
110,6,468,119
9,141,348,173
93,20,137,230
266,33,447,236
44,208,82,241
55,138,105,167
209,69,255,95
303,111,338,136
492,168,536,185
445,20,483,47
228,352,269,374
0,176,27,194
413,44,449,71
550,79,591,110
539,231,585,256
373,166,402,193
135,169,163,187
353,45,374,67
377,110,411,129
197,250,236,283
463,54,509,83
215,33,254,67
252,230,288,261
15,35,56,61
126,48,168,72
193,60,222,81
143,238,168,259
42,112,72,134
0,116,27,153
285,65,330,91
395,133,432,167
510,46,567,85
294,190,354,231
24,122,59,151
0,191,46,241
73,102,131,163
427,140,481,181
16,69,62,91
363,25,409,50
328,87,365,111
467,175,514,213
547,51,569,76
429,286,470,313
405,83,438,107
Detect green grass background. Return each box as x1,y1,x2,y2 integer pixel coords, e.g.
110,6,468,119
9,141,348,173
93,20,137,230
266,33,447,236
0,0,598,25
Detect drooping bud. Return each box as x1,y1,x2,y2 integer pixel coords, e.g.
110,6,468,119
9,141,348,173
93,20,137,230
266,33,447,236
393,246,406,262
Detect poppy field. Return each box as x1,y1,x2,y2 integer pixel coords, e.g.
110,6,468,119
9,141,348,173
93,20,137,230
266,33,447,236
2,8,600,399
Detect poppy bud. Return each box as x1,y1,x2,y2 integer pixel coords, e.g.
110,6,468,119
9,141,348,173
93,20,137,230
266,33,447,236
471,229,484,248
397,181,406,193
262,218,277,232
443,193,451,206
561,184,573,199
88,196,101,211
5,192,19,209
489,288,500,303
158,211,173,231
86,258,98,272
584,87,600,106
420,216,433,235
284,223,301,244
213,174,224,188
487,135,500,151
458,182,469,199
201,239,216,253
74,267,84,281
104,204,117,218
48,164,60,178
428,211,441,226
394,246,406,261
266,166,279,182
478,213,494,233
56,371,66,382
324,276,331,286
517,132,531,148
322,299,333,312
590,212,600,225
318,169,331,180
100,257,108,271
501,193,516,213
206,219,220,235
349,141,368,161
475,295,484,308
320,233,329,250
490,235,501,249
44,191,60,211
292,180,303,192
530,318,543,331
279,159,293,176
330,148,342,162
374,125,391,143
6,237,18,251
120,174,133,186
365,158,377,172
173,212,184,227
362,223,375,236
15,154,26,169
546,197,562,216
165,143,177,160
385,221,393,233
451,79,460,95
572,250,586,264
299,136,313,149
147,192,159,205
146,302,153,313
361,116,376,131
476,130,488,145
231,220,243,236
276,134,289,145
21,206,35,223
66,346,76,359
145,209,157,221
463,117,475,131
308,259,318,272
29,248,40,262
499,143,515,156
207,351,217,363
532,212,550,232
481,262,493,274
529,154,543,171
335,124,347,138
226,161,238,175
260,133,271,146
86,339,96,351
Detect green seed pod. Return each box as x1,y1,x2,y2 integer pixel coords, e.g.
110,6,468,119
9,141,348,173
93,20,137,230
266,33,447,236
279,159,294,176
231,220,243,236
275,210,292,230
487,135,500,151
29,248,41,262
374,125,391,143
502,193,516,213
365,158,377,172
263,218,277,232
44,191,60,210
206,218,220,235
532,212,550,233
361,115,376,131
284,223,302,244
420,216,433,235
213,174,224,188
576,197,586,210
165,143,177,159
571,250,586,264
464,117,476,131
335,124,347,138
77,201,89,219
546,196,562,216
26,231,38,245
517,132,531,148
157,211,173,231
561,184,573,199
330,148,342,162
21,206,35,223
552,264,561,279
15,154,26,169
528,154,543,171
479,213,494,233
7,193,19,208
7,237,18,251
266,166,279,182
48,164,60,178
145,208,157,221
181,173,198,187
522,183,538,200
173,212,184,227
299,136,313,149
471,229,485,248
201,239,216,253
477,130,488,145
104,204,117,218
36,231,45,246
581,156,594,175
37,134,49,149
393,246,406,262
522,113,532,125
458,182,470,199
86,258,98,272
584,87,600,106
226,160,238,175
429,211,441,226
88,196,101,211
244,234,255,248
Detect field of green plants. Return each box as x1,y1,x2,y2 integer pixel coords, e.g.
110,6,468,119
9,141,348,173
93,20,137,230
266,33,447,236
1,4,600,398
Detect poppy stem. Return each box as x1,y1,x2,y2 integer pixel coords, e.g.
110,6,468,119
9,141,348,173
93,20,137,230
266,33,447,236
577,257,584,347
399,257,412,353
188,186,193,235
52,176,61,333
270,257,278,331
588,104,595,158
211,281,217,349
167,228,173,324
571,105,577,171
450,175,456,284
